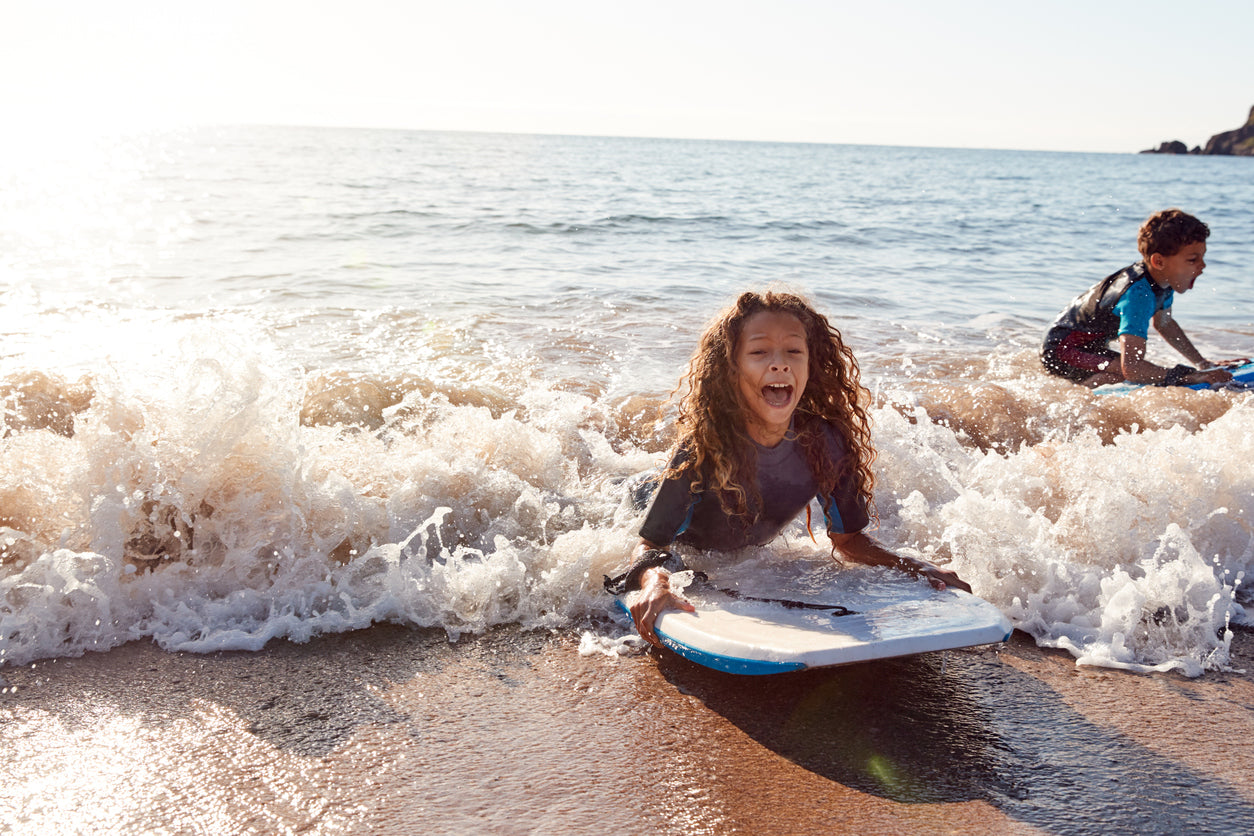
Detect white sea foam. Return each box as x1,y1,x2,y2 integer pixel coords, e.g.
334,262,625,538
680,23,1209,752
870,395,1254,676
5,324,1249,677
0,317,646,666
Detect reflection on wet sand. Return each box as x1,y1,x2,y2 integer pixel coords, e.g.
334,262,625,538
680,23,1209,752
658,650,1019,804
656,632,1254,835
2,627,1252,835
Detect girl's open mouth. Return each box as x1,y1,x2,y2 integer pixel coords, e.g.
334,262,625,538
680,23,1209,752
762,383,793,407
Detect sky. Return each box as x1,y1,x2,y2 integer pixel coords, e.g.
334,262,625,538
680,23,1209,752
3,0,1252,153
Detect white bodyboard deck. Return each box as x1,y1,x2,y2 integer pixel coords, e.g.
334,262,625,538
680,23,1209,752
617,562,1013,675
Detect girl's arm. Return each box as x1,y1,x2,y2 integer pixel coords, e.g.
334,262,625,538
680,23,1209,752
625,540,695,648
828,530,971,593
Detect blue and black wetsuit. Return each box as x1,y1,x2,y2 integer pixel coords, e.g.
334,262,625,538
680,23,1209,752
637,421,870,552
1041,262,1173,382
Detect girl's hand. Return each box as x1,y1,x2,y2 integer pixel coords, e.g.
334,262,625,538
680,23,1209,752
914,561,972,594
628,568,696,648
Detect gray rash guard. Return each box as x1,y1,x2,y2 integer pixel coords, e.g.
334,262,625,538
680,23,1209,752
638,421,870,552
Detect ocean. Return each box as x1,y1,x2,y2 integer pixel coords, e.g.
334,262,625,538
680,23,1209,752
3,125,1254,680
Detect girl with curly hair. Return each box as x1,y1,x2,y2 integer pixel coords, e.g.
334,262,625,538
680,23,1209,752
623,290,969,647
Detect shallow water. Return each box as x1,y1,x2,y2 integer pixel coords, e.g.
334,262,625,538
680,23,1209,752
2,126,1253,675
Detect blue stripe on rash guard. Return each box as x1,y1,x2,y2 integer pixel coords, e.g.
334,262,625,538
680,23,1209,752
822,496,842,533
675,496,698,537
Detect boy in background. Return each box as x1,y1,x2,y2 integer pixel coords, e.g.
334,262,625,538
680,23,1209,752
1041,208,1239,388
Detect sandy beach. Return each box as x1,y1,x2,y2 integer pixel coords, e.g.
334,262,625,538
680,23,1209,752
2,624,1252,836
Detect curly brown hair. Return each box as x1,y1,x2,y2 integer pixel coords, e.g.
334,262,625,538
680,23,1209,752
662,290,877,526
1137,208,1209,259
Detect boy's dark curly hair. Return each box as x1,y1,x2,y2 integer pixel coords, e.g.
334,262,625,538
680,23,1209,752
1138,208,1209,259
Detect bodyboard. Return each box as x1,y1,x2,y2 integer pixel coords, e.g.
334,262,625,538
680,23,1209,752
615,563,1013,676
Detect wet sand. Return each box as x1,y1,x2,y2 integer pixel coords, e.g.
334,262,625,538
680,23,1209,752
2,626,1253,836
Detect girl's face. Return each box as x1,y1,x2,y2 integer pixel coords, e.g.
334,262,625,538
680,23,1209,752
733,311,809,446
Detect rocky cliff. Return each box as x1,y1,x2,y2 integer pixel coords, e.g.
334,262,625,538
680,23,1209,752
1140,105,1254,155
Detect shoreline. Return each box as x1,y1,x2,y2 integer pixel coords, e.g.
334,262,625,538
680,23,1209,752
2,626,1252,835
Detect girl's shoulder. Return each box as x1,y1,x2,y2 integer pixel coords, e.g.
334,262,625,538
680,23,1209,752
796,415,852,455
660,438,699,474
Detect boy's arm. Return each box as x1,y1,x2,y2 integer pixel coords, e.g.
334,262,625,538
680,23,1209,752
1153,310,1210,366
1119,315,1232,385
1153,317,1249,369
1117,334,1175,383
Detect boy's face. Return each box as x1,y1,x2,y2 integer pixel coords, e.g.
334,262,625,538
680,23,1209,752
1149,240,1206,293
734,311,809,443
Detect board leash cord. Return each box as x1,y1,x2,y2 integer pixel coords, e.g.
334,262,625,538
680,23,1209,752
714,586,858,617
